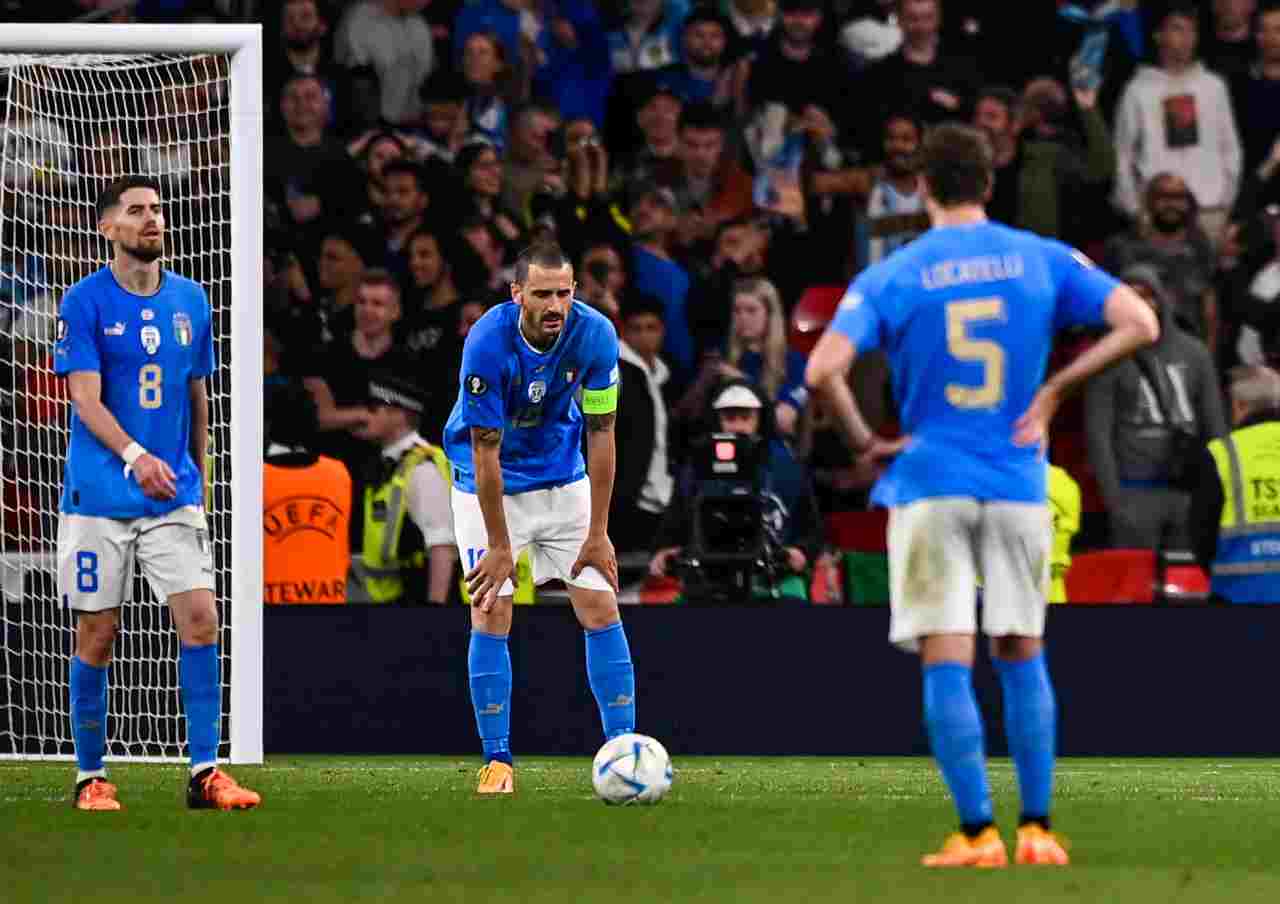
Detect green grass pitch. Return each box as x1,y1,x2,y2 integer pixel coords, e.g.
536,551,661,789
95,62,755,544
3,757,1280,903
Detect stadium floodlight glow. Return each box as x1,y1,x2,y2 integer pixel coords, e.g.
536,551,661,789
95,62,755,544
0,24,263,764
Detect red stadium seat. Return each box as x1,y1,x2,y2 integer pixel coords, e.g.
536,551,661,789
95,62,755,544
1064,549,1155,604
789,285,844,356
826,509,889,553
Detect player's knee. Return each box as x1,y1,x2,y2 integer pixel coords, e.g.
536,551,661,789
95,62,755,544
76,615,117,665
573,593,620,631
181,605,219,646
990,635,1042,662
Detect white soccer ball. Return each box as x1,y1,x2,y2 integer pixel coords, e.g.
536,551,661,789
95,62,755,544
591,733,673,805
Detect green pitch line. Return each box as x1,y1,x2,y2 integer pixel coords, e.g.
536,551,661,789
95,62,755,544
3,757,1280,904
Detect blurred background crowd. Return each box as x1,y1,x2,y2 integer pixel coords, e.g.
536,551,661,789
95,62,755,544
3,0,1280,604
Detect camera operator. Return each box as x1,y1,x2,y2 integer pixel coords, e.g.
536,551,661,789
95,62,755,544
648,379,823,601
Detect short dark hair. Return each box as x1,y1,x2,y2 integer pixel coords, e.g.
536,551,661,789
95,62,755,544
920,122,994,207
96,175,161,221
1153,0,1199,29
514,243,572,283
621,292,666,323
358,268,402,300
883,109,924,138
381,159,428,193
975,84,1019,118
679,100,725,134
318,220,380,264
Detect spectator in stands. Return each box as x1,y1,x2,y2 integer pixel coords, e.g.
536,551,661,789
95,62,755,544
263,379,352,605
502,101,561,228
862,0,982,136
862,111,926,266
379,160,432,278
1204,0,1256,81
302,269,413,471
839,0,902,69
1222,202,1280,368
628,182,695,378
742,0,848,145
654,6,737,108
1228,1,1280,172
1105,172,1220,349
265,0,344,132
346,130,406,226
348,375,457,604
1112,2,1242,243
312,222,381,344
545,120,624,259
723,277,807,437
649,379,823,601
458,297,488,339
606,0,685,76
670,101,754,258
534,0,613,127
414,69,472,163
461,30,527,151
577,240,630,329
335,0,436,129
613,80,684,194
613,295,675,555
1190,364,1280,603
460,216,513,290
266,73,358,236
973,79,1115,239
456,142,524,250
724,0,777,60
1085,264,1228,551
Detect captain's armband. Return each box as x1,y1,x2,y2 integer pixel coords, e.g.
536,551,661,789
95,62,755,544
581,383,618,415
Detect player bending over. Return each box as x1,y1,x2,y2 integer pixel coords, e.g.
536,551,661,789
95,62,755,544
56,176,260,812
445,243,635,794
805,124,1158,866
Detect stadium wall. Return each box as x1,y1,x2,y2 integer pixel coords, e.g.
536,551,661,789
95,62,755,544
265,606,1280,757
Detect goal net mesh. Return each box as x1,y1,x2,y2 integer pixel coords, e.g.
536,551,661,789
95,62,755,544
0,53,233,761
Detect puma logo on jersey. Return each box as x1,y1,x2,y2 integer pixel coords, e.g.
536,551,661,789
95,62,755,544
103,322,126,336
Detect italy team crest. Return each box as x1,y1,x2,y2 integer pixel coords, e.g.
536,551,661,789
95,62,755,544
173,312,192,346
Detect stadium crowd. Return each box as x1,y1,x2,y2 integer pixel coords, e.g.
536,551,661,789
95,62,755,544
3,0,1280,604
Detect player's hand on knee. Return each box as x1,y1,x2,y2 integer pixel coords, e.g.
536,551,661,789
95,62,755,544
573,534,619,592
466,545,514,613
131,454,177,500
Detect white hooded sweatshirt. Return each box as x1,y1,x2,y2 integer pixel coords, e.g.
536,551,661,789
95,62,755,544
1112,62,1242,216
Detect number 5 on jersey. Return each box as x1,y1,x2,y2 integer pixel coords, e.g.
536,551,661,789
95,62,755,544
945,298,1005,409
139,364,163,409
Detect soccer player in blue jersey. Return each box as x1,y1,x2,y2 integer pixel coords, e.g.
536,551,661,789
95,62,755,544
444,243,635,794
806,124,1160,866
54,176,260,812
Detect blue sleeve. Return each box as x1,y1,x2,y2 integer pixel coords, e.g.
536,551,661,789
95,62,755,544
458,319,507,430
1047,241,1117,331
583,318,620,391
193,293,214,379
52,285,100,375
829,270,887,355
779,350,808,410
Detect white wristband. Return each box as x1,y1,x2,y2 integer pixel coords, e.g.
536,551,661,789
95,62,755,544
121,442,147,477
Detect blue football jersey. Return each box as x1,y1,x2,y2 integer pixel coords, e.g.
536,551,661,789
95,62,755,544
832,221,1118,506
53,267,215,518
443,300,620,494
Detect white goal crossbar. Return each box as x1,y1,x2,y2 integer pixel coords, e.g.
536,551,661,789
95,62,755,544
0,24,263,764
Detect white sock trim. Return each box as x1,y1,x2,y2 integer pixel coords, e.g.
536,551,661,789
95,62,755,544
190,761,217,777
76,769,106,784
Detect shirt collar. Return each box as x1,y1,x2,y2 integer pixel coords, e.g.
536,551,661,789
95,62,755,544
383,430,425,460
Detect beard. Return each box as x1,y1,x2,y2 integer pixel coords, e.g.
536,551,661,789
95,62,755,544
1151,211,1187,234
686,49,721,69
120,238,163,263
284,33,319,51
886,153,916,177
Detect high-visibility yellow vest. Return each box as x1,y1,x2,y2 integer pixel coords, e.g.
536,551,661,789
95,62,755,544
357,443,450,603
1207,421,1280,603
1047,465,1081,604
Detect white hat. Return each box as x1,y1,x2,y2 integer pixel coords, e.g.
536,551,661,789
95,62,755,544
712,384,763,410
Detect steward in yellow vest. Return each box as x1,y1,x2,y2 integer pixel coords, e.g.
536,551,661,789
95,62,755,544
1047,464,1081,603
347,376,459,604
1191,366,1280,603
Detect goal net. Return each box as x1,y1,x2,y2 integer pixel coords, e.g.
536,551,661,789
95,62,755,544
0,28,263,763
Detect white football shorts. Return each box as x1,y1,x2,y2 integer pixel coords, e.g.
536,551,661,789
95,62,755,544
57,505,214,613
887,497,1052,652
451,477,611,597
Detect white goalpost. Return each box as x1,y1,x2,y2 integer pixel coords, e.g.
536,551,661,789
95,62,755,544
0,25,263,764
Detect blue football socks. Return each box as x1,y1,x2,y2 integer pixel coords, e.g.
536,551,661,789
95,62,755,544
180,643,220,773
70,656,107,780
994,653,1057,826
923,663,994,832
469,630,512,764
585,622,635,739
